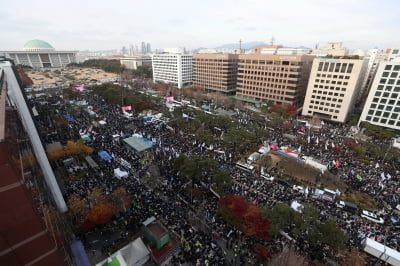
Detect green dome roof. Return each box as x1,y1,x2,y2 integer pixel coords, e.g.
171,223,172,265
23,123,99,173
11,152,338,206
23,39,54,50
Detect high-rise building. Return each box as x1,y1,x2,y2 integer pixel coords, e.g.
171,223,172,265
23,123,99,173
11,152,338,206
0,39,77,69
141,42,147,54
146,43,151,54
0,58,69,265
358,58,400,130
192,53,239,95
235,46,314,106
358,49,388,106
302,57,367,123
152,53,192,89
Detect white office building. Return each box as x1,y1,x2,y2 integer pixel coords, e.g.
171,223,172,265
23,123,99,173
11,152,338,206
359,59,400,130
152,53,192,89
302,57,367,123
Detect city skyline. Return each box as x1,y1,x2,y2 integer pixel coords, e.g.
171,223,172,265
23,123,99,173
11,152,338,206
0,0,399,51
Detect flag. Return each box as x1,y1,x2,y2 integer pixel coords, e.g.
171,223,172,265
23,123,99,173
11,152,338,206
381,172,386,180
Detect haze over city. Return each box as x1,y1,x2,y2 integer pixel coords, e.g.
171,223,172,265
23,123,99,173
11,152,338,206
1,0,399,51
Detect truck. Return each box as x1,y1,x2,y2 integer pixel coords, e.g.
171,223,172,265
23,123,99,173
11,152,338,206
247,152,261,164
362,237,400,266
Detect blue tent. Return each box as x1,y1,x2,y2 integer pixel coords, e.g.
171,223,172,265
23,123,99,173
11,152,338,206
142,138,155,146
98,151,112,161
70,239,91,266
64,113,75,122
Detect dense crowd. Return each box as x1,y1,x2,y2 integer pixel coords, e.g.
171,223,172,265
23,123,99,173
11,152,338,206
30,88,400,265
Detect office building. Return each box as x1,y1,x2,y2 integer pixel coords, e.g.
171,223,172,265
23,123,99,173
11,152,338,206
192,53,239,95
141,42,147,54
358,59,400,130
152,53,192,89
311,42,348,57
235,46,314,106
0,58,69,265
359,49,388,104
1,39,77,69
302,57,367,123
120,55,152,70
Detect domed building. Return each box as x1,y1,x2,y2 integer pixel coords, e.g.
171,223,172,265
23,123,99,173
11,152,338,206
1,39,77,69
23,39,55,52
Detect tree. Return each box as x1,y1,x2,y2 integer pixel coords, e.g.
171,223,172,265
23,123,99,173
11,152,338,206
47,145,65,160
86,203,115,225
242,205,270,240
307,219,347,251
88,188,106,207
212,170,231,193
67,195,89,226
254,243,270,262
342,248,365,266
109,187,131,212
261,203,303,237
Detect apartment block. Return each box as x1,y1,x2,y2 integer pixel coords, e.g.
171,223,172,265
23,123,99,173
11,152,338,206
236,46,314,106
359,60,400,130
152,53,192,89
192,53,239,95
302,58,367,123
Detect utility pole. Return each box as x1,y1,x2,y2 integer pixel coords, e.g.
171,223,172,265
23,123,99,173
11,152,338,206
270,36,275,46
239,39,242,53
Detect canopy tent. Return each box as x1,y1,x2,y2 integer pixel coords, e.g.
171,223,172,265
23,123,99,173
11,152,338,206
70,239,91,266
123,136,154,153
85,155,98,168
95,238,150,266
98,151,112,161
81,134,91,142
99,120,107,125
114,168,129,179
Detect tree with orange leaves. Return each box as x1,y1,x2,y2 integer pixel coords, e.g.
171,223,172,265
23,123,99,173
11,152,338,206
86,203,115,225
242,205,270,240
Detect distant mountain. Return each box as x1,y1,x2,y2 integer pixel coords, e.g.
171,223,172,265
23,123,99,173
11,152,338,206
215,41,268,50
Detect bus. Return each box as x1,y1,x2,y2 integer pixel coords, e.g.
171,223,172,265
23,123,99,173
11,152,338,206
235,161,255,172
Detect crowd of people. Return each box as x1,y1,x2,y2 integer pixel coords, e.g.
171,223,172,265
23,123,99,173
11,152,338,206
30,87,400,265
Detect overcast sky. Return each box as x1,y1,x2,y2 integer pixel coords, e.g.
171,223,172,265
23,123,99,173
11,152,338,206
0,0,399,51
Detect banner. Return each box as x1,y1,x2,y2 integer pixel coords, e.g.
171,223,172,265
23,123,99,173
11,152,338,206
121,106,132,112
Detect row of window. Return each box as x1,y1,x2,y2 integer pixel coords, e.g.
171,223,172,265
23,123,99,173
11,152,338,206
365,116,400,126
384,64,400,71
367,109,399,119
317,62,354,73
371,97,400,106
316,73,350,79
314,79,349,86
308,106,340,114
306,110,339,120
311,90,346,98
375,85,400,92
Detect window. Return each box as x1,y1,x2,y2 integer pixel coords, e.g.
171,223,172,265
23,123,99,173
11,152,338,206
329,63,335,72
380,79,387,84
378,105,384,110
341,63,347,73
347,63,354,73
318,62,323,71
375,91,382,97
382,72,389,77
391,113,398,119
380,118,387,124
334,63,341,72
394,65,400,71
366,115,372,121
375,111,382,116
391,72,398,78
385,65,392,71
388,79,395,85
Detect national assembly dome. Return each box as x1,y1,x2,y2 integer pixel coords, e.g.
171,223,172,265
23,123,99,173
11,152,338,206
23,39,55,51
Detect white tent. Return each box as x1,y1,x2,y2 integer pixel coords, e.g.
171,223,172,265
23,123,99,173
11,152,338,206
114,168,128,179
95,238,150,266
